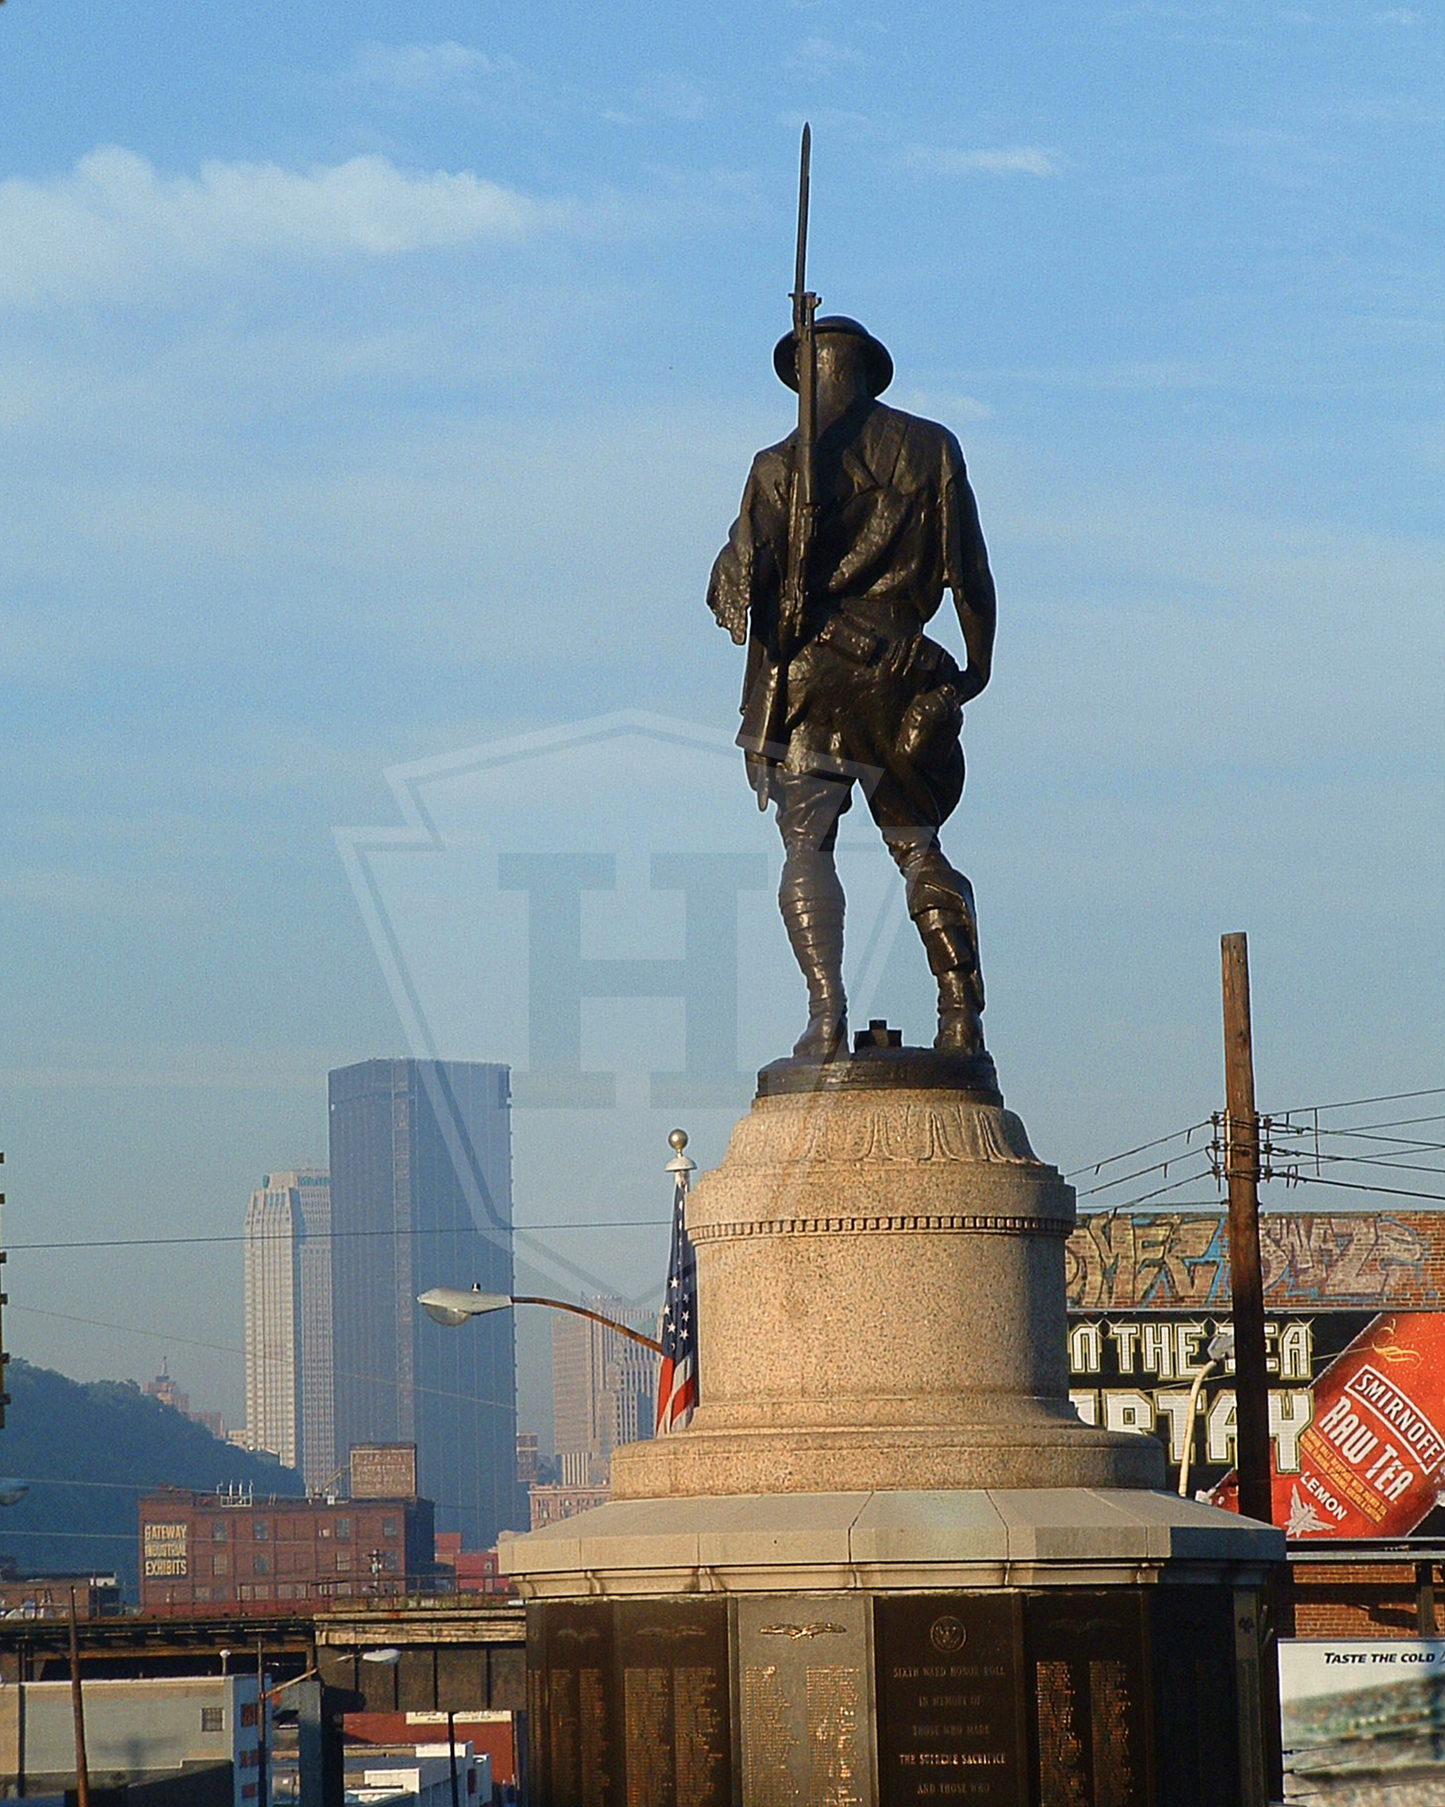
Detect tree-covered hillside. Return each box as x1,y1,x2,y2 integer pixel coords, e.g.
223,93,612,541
0,1360,303,1597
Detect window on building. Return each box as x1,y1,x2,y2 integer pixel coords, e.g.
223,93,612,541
381,1518,397,1539
213,1555,229,1577
201,1707,225,1733
335,1517,351,1540
210,1522,227,1543
253,1554,270,1576
336,1551,352,1572
381,1551,398,1573
253,1521,270,1541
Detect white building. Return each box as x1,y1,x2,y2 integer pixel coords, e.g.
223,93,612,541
551,1295,658,1486
242,1169,333,1487
342,1744,490,1807
0,1674,261,1807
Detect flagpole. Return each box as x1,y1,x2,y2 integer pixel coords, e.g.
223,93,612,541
656,1129,699,1435
665,1127,696,1193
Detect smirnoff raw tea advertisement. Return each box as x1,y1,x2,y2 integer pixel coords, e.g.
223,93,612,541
1067,1310,1445,1537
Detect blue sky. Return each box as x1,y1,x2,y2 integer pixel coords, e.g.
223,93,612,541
2,0,1443,1437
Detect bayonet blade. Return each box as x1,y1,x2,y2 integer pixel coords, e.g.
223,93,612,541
792,122,810,329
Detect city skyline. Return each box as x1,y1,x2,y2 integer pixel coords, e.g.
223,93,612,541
241,1167,333,1488
3,1,1442,1421
328,1057,523,1549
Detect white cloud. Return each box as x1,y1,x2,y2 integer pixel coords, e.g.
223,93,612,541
0,147,555,307
634,73,712,122
895,145,1063,178
341,39,518,97
789,35,866,76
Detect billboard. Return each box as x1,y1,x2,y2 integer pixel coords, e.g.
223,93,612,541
1067,1309,1445,1538
349,1443,418,1501
1280,1638,1445,1802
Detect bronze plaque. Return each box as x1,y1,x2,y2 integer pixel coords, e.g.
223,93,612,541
875,1593,1029,1805
1149,1587,1241,1807
738,1593,870,1805
527,1598,730,1807
1026,1592,1150,1807
527,1602,617,1807
616,1600,730,1807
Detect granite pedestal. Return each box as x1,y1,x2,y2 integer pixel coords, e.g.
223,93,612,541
501,1049,1284,1805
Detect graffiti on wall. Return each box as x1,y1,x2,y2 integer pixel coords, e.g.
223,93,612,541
1065,1212,1435,1312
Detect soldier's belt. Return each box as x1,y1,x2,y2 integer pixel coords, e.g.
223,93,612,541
815,616,885,666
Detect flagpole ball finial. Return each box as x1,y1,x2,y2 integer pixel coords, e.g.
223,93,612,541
668,1128,689,1152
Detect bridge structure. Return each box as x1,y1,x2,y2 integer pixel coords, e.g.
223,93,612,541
0,1596,527,1713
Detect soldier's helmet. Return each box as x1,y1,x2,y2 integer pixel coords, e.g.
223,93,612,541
773,315,894,397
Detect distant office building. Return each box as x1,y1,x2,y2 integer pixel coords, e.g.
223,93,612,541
516,1431,540,1485
551,1296,658,1485
138,1484,434,1615
146,1367,230,1444
528,1479,611,1531
242,1169,333,1488
328,1060,520,1550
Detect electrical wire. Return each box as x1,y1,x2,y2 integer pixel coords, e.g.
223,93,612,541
5,1302,597,1417
1266,1173,1445,1205
1269,1083,1445,1116
1063,1121,1210,1181
5,1220,669,1254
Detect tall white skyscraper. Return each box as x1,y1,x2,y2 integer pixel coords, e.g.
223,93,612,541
242,1168,334,1488
551,1295,658,1486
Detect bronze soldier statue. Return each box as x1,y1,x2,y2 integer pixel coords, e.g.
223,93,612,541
707,312,997,1061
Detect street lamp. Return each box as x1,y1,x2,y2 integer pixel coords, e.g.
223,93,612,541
417,1285,663,1354
1178,1324,1238,1499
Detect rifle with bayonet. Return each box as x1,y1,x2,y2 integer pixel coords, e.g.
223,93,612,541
754,123,819,805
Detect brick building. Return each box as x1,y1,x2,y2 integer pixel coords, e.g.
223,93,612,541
527,1480,610,1530
433,1532,512,1596
138,1485,435,1614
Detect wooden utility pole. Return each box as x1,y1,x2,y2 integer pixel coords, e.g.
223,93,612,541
1221,933,1273,1524
67,1589,90,1807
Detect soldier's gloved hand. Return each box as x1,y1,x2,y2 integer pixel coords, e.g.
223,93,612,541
898,685,963,761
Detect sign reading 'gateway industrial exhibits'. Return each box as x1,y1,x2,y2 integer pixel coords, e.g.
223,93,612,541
1067,1309,1445,1538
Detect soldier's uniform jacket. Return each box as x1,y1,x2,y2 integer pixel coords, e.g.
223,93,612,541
707,395,992,829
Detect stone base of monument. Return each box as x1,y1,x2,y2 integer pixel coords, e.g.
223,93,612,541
503,1488,1279,1806
500,1046,1285,1805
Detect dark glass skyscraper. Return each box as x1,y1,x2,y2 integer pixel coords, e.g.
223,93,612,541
328,1059,522,1549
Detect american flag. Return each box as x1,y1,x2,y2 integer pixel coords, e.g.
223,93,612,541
655,1164,698,1433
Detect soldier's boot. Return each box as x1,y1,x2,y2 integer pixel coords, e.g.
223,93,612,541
916,908,986,1057
779,854,847,1060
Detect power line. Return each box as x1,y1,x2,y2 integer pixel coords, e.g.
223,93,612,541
1269,1083,1445,1117
5,1220,669,1254
1075,1152,1215,1200
5,1302,590,1416
1063,1121,1209,1181
1268,1173,1445,1206
1111,1168,1221,1212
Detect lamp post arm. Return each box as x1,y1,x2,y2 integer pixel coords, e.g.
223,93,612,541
1177,1359,1219,1499
510,1295,663,1355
